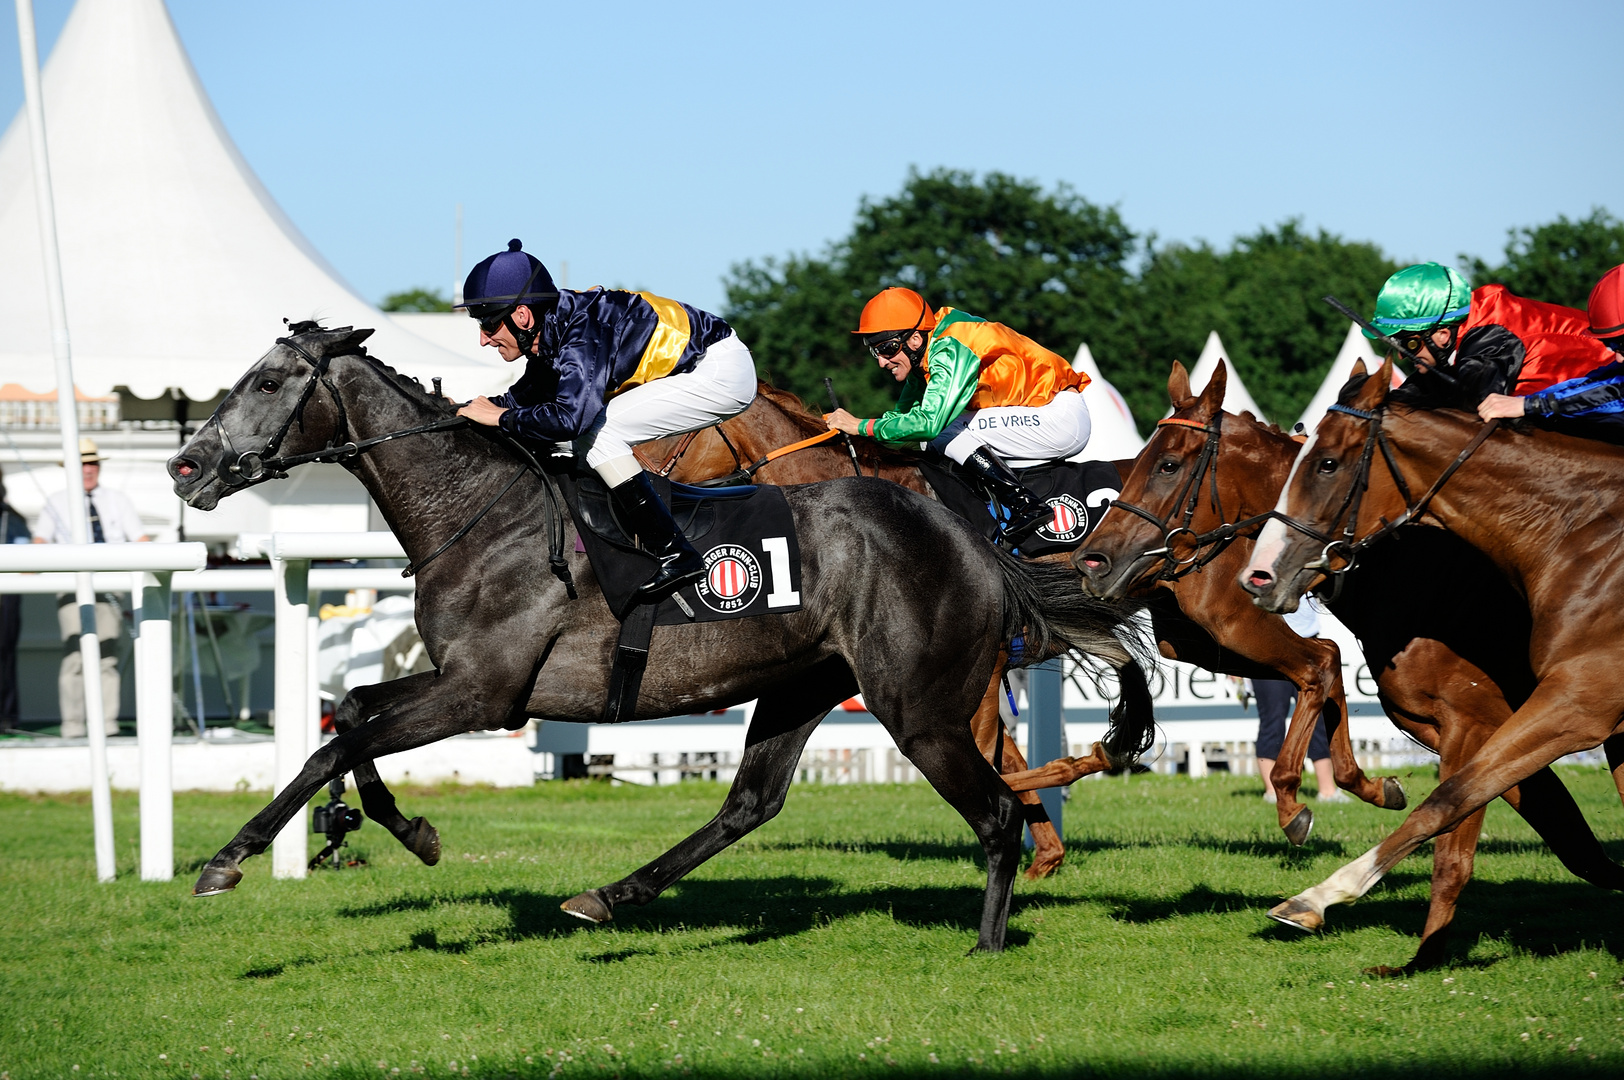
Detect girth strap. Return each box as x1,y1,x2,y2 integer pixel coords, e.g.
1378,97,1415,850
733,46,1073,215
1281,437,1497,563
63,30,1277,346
602,602,658,723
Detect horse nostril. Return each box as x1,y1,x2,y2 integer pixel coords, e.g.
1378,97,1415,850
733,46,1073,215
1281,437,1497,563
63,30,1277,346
1078,553,1108,572
1247,570,1274,588
173,458,198,479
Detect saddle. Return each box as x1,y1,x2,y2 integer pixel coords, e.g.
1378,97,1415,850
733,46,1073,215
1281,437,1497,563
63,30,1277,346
918,457,1122,557
557,467,803,724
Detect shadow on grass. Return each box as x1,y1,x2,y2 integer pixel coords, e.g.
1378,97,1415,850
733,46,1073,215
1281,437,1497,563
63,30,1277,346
759,833,1356,867
329,875,1076,959
1249,876,1624,969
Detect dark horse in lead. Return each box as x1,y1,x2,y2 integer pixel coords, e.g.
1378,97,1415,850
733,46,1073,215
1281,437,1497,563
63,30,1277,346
169,325,1151,952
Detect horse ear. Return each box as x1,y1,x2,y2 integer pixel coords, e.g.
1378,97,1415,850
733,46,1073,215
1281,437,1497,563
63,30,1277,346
337,327,375,352
1167,361,1192,406
1194,359,1228,420
1351,359,1394,410
1349,359,1368,380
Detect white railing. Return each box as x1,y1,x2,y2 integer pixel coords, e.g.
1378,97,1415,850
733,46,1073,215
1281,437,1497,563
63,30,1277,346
0,542,207,883
0,535,414,884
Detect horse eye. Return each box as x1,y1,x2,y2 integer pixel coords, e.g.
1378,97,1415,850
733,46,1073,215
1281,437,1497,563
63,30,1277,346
258,379,280,394
1157,459,1179,475
1316,458,1338,475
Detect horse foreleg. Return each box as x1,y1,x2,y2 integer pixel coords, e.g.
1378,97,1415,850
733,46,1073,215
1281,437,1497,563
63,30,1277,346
1269,674,1621,933
562,659,852,923
1503,766,1624,889
332,671,443,866
1606,733,1624,813
194,674,517,896
970,659,1065,880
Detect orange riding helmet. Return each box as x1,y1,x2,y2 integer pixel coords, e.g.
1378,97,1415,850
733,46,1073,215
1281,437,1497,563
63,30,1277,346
853,287,937,337
1589,264,1624,342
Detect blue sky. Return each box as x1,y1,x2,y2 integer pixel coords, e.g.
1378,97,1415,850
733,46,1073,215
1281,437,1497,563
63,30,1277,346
4,0,1621,314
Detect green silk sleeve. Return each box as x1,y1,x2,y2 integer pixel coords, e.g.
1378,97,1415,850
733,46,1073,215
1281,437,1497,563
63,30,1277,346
869,337,980,445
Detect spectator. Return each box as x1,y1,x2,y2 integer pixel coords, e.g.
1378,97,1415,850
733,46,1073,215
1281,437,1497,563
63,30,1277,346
1253,597,1346,804
35,438,148,738
0,471,30,733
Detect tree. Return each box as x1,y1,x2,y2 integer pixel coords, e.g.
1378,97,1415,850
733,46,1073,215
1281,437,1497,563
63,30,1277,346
724,169,1136,418
380,287,452,313
1122,222,1397,426
1464,207,1624,310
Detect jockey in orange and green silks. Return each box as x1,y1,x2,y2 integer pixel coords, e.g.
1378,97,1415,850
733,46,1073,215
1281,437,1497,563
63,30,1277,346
824,287,1092,544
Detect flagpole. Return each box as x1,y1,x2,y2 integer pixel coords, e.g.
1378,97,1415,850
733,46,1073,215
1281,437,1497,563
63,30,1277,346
15,0,115,882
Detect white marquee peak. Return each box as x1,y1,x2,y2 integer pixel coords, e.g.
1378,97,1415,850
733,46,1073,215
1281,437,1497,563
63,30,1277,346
1177,330,1267,423
0,0,507,401
1070,342,1143,460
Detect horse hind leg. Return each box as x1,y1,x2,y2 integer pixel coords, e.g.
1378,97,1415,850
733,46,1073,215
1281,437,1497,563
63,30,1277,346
562,658,854,923
333,672,442,865
970,658,1066,881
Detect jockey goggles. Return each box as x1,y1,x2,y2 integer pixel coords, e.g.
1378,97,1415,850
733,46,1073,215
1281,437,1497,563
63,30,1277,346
866,332,911,360
1394,324,1459,364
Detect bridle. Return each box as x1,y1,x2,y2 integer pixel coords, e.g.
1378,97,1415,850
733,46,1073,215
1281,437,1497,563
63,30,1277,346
1268,401,1499,596
1106,416,1276,581
203,335,578,589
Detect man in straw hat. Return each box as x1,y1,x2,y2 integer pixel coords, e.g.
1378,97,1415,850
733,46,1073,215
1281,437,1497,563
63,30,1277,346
35,438,147,738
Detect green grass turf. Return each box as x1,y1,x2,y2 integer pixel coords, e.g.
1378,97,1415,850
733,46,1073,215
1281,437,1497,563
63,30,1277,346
2,769,1623,1079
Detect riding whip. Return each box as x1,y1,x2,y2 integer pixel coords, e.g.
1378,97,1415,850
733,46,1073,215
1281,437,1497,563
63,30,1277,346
1322,295,1459,387
825,377,864,477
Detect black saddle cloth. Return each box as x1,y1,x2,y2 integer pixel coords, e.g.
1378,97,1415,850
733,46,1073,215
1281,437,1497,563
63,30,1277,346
560,471,803,625
917,457,1123,557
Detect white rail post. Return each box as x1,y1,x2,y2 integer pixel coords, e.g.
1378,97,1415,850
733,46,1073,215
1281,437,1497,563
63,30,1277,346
271,556,310,879
134,570,174,880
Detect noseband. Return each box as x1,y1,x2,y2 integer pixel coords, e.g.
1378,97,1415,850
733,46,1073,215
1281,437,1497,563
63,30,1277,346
1108,417,1276,581
1269,402,1499,595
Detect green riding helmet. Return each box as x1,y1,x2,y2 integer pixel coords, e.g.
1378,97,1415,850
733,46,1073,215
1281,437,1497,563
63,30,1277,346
1364,262,1472,340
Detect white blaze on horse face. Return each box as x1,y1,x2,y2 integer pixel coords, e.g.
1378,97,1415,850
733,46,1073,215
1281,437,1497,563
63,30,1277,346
1246,426,1321,580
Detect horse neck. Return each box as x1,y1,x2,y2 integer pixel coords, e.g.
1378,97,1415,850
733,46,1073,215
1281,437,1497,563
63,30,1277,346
1379,409,1621,584
326,359,542,564
1208,415,1300,525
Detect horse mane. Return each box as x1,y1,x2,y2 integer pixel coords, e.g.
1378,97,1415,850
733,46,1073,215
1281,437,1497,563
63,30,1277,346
288,320,456,416
752,380,926,467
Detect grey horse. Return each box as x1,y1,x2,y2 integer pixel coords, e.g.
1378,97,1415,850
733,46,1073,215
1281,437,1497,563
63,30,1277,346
169,324,1151,952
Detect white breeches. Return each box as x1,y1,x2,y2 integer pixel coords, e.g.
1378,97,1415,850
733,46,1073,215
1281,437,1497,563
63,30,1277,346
940,389,1093,467
577,332,758,480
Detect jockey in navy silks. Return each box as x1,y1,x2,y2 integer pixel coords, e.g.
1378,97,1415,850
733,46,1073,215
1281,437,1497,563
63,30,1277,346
455,240,757,602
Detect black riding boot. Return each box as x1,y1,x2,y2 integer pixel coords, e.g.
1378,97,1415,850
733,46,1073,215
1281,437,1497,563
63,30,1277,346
961,446,1052,545
610,472,706,603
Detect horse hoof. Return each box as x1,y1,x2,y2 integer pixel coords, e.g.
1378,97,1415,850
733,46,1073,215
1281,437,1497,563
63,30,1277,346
560,890,612,924
407,817,441,866
1381,776,1407,810
1363,964,1406,979
1282,806,1314,847
193,864,243,897
1268,897,1322,932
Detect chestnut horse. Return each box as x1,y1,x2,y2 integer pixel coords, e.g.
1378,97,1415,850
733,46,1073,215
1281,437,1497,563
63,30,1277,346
1242,359,1624,964
636,378,1385,856
1080,359,1624,972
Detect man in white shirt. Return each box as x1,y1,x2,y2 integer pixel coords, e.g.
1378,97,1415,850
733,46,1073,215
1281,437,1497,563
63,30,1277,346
1252,599,1346,804
36,438,148,738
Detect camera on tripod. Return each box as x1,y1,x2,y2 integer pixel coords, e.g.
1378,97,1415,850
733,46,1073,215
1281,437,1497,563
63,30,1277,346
308,775,365,871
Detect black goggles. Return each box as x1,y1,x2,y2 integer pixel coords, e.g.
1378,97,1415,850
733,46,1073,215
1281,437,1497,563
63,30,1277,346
1394,324,1458,360
469,305,514,337
866,332,910,360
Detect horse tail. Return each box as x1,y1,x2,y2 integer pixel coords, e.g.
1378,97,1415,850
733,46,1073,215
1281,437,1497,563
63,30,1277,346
1101,657,1156,770
993,552,1158,769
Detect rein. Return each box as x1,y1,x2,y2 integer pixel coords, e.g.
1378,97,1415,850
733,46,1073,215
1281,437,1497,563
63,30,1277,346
209,335,577,592
1269,402,1500,594
645,422,844,487
1108,416,1276,580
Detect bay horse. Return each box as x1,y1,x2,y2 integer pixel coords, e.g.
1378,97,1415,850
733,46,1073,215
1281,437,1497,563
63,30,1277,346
169,325,1150,952
1078,359,1624,972
639,380,1390,850
1241,359,1624,958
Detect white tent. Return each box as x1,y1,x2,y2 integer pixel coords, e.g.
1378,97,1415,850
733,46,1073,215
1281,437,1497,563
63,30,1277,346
1070,342,1144,461
0,0,509,404
1295,322,1388,434
1183,331,1267,423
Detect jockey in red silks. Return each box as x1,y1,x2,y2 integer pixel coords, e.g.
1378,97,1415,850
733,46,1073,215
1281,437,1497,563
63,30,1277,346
455,240,757,602
1369,262,1618,427
825,287,1092,544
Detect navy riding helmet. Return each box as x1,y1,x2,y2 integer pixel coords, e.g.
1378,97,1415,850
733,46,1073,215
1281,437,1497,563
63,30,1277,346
457,239,559,352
